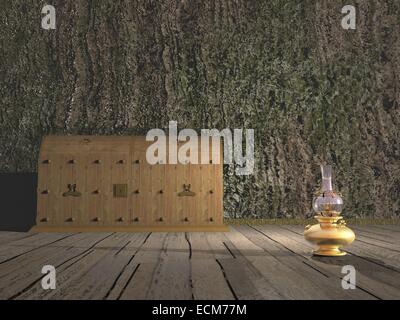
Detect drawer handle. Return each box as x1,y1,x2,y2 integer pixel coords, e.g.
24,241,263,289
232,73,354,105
62,184,82,197
178,184,196,197
92,217,101,222
42,159,51,164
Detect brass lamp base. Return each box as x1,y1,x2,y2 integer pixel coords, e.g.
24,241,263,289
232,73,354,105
304,215,355,257
313,246,347,257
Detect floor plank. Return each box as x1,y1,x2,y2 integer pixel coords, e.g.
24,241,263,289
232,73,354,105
255,225,400,299
188,232,235,300
370,225,400,233
115,232,168,300
353,226,400,242
225,227,329,299
13,233,135,300
0,226,399,300
47,233,147,300
0,233,75,264
209,230,283,299
0,232,38,245
233,225,374,300
116,232,194,300
144,232,192,300
351,226,400,249
1,233,113,299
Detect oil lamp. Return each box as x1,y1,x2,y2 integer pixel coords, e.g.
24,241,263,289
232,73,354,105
304,165,355,256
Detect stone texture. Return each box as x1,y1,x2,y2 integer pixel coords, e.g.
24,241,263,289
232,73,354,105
0,0,399,218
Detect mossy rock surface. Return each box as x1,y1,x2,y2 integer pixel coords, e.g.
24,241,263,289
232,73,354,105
0,1,399,218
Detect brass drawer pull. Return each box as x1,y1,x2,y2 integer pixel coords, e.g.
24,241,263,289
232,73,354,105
40,217,50,222
62,184,82,197
92,217,101,222
94,159,102,164
178,184,195,197
42,159,51,164
117,159,125,164
41,189,50,195
68,159,76,164
65,217,75,222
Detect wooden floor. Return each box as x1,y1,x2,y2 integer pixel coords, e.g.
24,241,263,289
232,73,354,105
0,225,399,300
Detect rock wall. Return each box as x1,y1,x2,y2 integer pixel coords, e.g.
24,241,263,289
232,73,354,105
0,0,399,218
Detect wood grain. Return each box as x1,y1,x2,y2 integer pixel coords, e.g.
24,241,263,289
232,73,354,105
255,225,400,299
231,225,373,300
1,226,400,300
35,136,224,231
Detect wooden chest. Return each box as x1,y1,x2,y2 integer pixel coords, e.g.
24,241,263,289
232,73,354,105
32,136,226,232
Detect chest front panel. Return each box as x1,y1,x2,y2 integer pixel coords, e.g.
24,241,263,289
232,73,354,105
35,136,225,231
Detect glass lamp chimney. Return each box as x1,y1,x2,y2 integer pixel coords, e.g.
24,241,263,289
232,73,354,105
321,165,333,192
